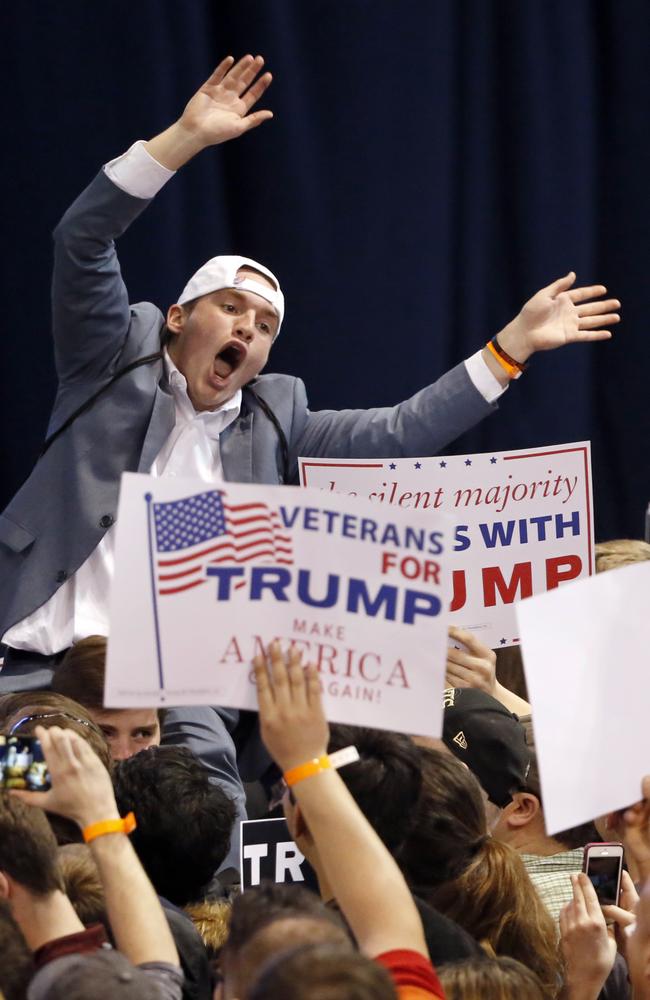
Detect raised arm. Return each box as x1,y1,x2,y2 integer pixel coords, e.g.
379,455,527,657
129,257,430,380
51,55,272,382
446,627,533,717
144,55,272,170
253,643,428,960
14,726,178,968
293,272,620,464
482,271,620,386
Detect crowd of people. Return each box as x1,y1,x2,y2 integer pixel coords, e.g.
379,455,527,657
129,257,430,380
0,53,646,1000
1,538,649,999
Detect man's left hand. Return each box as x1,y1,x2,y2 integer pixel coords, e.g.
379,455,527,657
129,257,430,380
497,271,620,363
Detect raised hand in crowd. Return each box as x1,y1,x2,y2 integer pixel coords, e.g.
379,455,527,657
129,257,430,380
601,870,639,962
559,873,617,1000
145,55,273,170
253,643,430,963
12,725,179,970
446,627,532,717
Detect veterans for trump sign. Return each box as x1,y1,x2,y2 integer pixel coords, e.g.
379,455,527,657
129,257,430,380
300,442,594,648
106,473,452,737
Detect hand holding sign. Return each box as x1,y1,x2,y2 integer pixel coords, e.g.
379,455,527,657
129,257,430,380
254,643,329,774
446,627,499,696
446,627,532,717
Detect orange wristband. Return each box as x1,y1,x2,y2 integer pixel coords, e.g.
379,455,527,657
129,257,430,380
83,811,137,844
485,338,524,379
284,755,332,787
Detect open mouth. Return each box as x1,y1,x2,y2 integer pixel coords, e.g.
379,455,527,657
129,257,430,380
213,341,247,379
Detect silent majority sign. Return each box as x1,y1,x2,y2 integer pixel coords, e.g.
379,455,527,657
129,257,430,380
106,473,452,737
300,442,594,647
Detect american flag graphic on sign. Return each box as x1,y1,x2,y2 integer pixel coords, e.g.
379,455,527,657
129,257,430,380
152,490,293,596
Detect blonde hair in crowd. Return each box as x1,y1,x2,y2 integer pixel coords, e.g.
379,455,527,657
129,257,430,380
184,899,232,956
594,538,650,573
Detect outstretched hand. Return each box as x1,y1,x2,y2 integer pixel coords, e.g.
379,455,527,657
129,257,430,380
179,55,273,146
11,725,119,830
145,55,273,170
496,272,620,364
253,642,329,774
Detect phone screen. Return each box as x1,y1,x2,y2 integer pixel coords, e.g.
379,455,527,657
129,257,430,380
0,736,51,791
586,855,621,905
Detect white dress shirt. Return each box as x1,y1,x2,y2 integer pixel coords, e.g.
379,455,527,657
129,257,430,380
4,352,241,654
4,141,506,654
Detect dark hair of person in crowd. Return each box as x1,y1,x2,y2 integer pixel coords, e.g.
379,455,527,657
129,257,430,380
327,724,422,851
247,941,397,1000
0,898,34,1000
0,691,112,772
0,790,64,895
494,645,529,703
398,746,561,996
58,844,107,929
52,634,166,725
111,744,237,906
594,538,650,572
219,882,350,999
52,636,165,761
438,955,547,1000
520,717,599,850
235,917,353,1000
50,635,111,708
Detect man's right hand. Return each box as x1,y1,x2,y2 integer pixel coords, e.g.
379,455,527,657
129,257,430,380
145,55,273,170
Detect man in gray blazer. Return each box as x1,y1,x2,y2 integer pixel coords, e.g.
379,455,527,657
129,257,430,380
0,54,620,691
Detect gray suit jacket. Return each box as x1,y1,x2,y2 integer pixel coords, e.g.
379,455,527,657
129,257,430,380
0,169,495,637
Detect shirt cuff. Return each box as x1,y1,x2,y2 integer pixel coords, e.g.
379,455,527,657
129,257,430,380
464,350,508,403
103,140,176,199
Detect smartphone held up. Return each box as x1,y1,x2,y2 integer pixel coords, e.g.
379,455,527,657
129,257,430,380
0,735,51,791
583,842,624,906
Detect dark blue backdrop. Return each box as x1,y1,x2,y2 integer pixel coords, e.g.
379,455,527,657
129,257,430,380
2,0,648,540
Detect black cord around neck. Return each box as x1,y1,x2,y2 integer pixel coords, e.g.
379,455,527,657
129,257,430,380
39,353,292,484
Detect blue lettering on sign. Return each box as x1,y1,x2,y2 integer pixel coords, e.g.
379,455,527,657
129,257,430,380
278,506,301,529
297,569,339,608
479,520,516,548
207,566,441,625
427,530,444,556
555,511,580,537
205,566,245,598
454,525,471,552
403,590,442,624
478,512,581,548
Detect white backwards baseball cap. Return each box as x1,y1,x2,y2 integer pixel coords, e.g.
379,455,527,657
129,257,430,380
177,255,284,336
